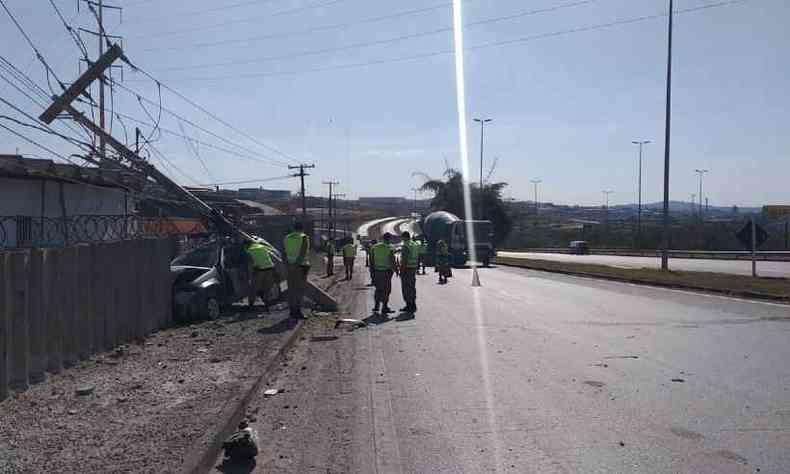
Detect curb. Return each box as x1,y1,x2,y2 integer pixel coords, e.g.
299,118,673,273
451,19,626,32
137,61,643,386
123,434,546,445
181,318,306,474
495,259,790,304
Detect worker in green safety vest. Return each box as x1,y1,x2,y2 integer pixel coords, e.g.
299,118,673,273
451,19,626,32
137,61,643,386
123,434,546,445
284,221,310,318
341,239,357,280
325,239,336,277
399,231,420,314
437,239,450,284
245,240,274,312
369,233,398,314
417,237,428,275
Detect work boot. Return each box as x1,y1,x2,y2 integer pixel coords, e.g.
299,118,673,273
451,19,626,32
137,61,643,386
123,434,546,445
373,303,380,313
382,306,394,314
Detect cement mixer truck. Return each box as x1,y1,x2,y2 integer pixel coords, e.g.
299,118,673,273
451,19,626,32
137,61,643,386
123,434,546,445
420,211,496,267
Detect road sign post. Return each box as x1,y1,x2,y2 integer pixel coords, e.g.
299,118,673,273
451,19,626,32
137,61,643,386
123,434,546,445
751,216,757,277
736,219,769,278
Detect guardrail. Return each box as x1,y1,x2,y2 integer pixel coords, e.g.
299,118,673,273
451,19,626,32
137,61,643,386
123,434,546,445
501,248,790,262
1,215,209,250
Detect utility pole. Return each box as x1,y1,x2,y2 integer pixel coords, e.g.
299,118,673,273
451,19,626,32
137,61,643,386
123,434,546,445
77,0,122,163
661,0,674,271
289,164,315,222
530,179,542,217
333,192,346,239
323,180,339,239
97,0,105,160
695,169,709,219
473,117,492,220
632,140,651,248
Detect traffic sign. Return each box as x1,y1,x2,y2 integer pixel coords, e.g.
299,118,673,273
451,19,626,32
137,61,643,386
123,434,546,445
736,221,769,250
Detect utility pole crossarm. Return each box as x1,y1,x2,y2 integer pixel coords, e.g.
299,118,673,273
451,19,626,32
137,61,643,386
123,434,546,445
39,43,123,124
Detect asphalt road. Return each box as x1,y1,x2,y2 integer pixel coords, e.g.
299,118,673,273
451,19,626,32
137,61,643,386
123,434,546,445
347,264,790,473
499,251,790,278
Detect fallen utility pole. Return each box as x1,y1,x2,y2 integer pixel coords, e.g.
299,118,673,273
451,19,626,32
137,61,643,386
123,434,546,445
40,42,337,311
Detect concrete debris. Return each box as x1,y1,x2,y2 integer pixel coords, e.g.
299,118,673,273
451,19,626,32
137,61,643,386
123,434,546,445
74,385,94,396
334,318,368,329
222,424,259,461
209,357,222,363
263,389,279,397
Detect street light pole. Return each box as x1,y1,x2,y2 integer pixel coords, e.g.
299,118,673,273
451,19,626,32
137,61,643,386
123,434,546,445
603,189,614,227
632,140,651,248
694,168,709,219
530,179,542,216
660,0,674,271
473,117,492,220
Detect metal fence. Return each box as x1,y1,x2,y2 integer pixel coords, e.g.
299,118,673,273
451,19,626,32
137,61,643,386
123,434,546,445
0,215,209,250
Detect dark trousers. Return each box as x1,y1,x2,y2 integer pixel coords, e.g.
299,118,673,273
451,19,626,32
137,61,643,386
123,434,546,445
401,268,417,307
343,257,355,279
287,264,309,315
373,269,392,307
326,255,334,276
249,268,274,307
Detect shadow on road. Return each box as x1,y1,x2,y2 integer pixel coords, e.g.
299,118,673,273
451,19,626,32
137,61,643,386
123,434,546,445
362,312,394,326
256,317,298,334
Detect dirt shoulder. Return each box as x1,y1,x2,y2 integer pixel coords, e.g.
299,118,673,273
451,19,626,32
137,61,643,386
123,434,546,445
496,256,790,302
0,304,300,474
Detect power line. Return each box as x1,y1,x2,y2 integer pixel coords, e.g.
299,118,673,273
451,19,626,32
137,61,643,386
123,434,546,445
140,3,450,53
125,0,280,24
156,0,598,72
197,174,295,187
0,0,67,91
177,118,215,182
108,109,296,168
147,0,750,83
117,63,302,165
0,122,81,166
108,79,295,168
126,0,349,39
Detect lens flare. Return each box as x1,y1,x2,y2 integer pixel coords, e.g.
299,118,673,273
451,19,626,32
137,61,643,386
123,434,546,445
451,0,503,470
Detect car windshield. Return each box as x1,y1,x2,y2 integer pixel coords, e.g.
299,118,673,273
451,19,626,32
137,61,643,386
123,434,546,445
171,243,218,268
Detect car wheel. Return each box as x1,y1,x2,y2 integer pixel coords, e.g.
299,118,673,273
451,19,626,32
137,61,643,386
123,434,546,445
205,296,221,320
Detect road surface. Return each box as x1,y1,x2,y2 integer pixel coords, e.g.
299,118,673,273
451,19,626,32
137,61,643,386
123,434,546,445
499,251,790,278
357,217,400,238
343,264,790,473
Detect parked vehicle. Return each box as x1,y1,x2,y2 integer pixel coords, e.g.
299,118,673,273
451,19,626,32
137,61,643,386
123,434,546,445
170,237,282,322
569,240,590,255
421,211,496,267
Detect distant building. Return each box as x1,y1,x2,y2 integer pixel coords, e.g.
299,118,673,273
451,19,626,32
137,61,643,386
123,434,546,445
358,197,408,206
238,187,291,202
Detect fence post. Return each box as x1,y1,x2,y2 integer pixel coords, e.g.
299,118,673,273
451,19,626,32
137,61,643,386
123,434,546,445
6,251,30,391
75,244,94,360
0,252,8,400
61,246,78,368
28,248,46,383
43,248,63,374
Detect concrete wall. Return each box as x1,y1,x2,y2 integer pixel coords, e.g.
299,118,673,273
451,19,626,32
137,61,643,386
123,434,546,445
0,238,172,401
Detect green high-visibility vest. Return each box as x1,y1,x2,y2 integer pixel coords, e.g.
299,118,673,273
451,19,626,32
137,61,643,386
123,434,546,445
246,242,274,270
342,243,357,257
401,240,419,269
284,232,310,266
370,242,393,270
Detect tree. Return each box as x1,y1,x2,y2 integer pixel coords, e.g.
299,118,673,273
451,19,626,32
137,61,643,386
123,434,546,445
419,168,513,244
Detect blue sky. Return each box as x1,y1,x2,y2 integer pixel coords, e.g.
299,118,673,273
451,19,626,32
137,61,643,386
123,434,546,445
1,0,788,207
